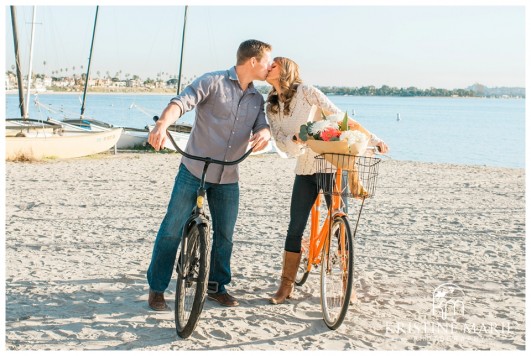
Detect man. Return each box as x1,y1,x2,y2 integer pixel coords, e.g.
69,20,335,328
147,39,272,310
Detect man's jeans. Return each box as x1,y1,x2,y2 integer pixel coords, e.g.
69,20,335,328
147,164,239,295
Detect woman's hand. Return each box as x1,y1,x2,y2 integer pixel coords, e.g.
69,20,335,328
292,133,304,144
376,141,389,154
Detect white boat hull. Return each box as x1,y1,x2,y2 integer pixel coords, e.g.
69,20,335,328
49,118,148,149
6,128,123,160
116,129,149,149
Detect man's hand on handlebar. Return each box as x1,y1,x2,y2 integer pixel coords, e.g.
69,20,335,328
150,103,181,151
249,128,271,152
148,122,168,151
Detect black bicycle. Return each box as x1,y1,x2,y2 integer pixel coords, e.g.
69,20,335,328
153,116,254,338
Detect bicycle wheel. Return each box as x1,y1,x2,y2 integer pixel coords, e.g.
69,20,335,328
295,235,310,286
175,223,210,338
320,215,353,330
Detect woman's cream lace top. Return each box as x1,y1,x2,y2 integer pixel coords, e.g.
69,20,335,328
267,84,344,175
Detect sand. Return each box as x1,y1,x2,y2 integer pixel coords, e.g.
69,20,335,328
4,152,525,350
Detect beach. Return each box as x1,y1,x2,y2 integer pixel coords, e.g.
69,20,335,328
4,152,525,350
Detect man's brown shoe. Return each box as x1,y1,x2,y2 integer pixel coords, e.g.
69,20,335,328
207,292,239,307
148,289,167,311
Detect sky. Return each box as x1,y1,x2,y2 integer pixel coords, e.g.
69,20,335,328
1,1,528,90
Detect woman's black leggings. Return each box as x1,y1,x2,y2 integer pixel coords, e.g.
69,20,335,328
284,174,333,252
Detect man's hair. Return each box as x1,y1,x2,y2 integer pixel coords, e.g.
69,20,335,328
236,39,272,65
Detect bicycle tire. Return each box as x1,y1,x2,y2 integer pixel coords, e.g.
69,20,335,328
175,223,210,338
320,215,354,330
295,236,310,286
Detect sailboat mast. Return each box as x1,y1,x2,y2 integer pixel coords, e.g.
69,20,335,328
81,6,99,118
10,6,26,118
176,5,188,96
24,6,37,119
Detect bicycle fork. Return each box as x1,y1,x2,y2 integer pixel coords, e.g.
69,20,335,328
176,189,210,279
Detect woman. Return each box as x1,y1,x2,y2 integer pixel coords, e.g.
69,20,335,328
265,57,388,304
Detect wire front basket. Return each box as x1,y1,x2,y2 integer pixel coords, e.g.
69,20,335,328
315,153,381,199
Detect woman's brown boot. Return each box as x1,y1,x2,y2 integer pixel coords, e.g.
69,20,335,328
270,251,301,304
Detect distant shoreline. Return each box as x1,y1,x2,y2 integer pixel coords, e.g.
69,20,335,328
4,90,524,99
5,89,176,96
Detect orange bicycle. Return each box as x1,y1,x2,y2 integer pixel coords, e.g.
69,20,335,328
295,151,381,329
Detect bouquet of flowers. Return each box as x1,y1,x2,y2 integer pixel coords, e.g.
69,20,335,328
299,105,370,198
298,106,369,155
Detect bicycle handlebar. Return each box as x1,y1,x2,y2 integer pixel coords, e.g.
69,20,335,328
153,116,255,166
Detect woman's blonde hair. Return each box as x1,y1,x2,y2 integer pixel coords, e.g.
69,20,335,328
266,57,302,116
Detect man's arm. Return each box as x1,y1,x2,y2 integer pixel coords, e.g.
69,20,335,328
149,73,213,151
148,102,182,151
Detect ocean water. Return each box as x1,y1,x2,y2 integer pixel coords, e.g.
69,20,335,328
331,96,525,168
5,93,525,168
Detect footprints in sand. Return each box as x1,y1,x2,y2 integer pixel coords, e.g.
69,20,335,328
15,201,44,211
5,155,525,350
